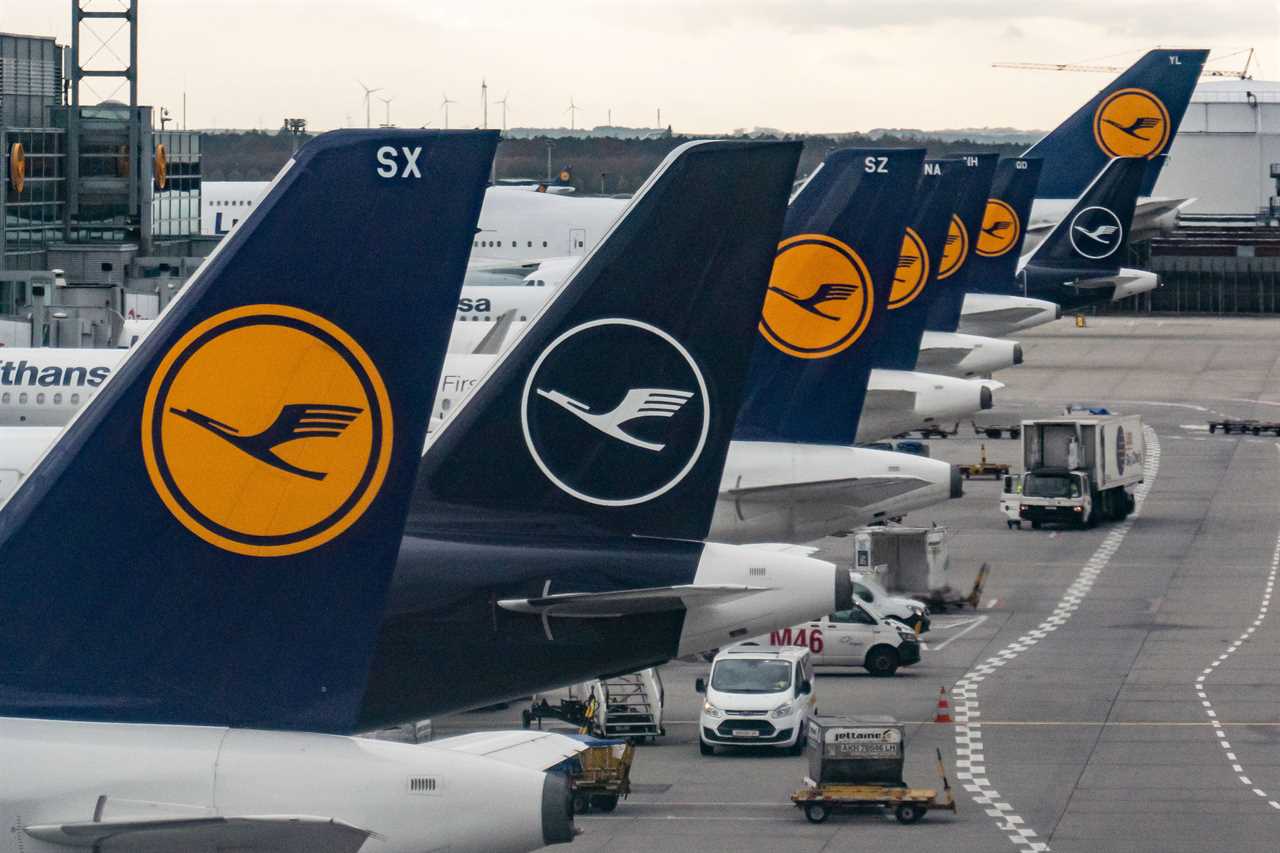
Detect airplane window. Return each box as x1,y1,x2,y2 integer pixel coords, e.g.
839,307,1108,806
578,240,584,248
36,393,45,405
71,393,80,404
53,393,62,405
520,315,527,320
527,241,532,247
542,241,548,247
442,398,452,411
1,392,8,403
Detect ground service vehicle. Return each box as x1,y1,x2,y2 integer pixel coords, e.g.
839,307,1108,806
758,602,921,675
696,646,816,755
850,572,930,633
1016,415,1143,528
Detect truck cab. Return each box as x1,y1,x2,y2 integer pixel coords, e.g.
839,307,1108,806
1014,414,1142,529
1018,467,1091,528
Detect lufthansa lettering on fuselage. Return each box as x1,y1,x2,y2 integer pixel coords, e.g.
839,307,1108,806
457,297,492,314
0,361,111,387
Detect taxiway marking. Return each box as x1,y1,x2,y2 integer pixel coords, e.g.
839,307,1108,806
950,427,1161,853
1195,443,1280,812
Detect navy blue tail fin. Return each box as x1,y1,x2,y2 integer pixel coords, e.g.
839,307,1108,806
410,140,802,541
1022,48,1208,198
924,153,999,333
0,130,497,732
1026,156,1146,274
964,157,1044,296
872,158,966,371
732,147,925,445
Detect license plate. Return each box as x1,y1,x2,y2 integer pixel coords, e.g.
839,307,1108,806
732,729,760,738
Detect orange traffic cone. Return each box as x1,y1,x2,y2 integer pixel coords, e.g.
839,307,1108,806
934,687,953,723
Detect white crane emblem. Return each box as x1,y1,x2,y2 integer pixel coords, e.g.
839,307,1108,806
536,387,695,452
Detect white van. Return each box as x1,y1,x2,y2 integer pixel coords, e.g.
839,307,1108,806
759,601,921,676
851,572,930,633
695,645,815,756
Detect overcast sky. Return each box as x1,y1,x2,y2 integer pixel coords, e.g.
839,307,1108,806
3,0,1278,133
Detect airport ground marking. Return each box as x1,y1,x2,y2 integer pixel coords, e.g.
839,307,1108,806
949,427,1160,853
923,615,989,651
1194,443,1280,812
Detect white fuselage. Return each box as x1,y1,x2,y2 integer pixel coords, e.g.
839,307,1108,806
0,717,560,853
957,292,1062,337
858,369,995,442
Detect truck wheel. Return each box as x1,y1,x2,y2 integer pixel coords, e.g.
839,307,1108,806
590,794,619,813
699,739,714,756
865,646,900,677
805,803,830,824
573,793,591,814
986,429,1001,439
895,803,926,824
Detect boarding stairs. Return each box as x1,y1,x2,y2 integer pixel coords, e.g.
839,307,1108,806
593,669,664,741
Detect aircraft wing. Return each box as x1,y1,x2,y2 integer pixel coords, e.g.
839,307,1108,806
913,346,972,371
498,584,767,617
736,543,822,557
464,258,544,275
25,815,372,852
429,730,590,771
728,476,931,508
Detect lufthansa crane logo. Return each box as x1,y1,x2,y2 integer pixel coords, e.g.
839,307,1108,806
936,215,969,280
976,199,1020,258
141,305,393,557
521,318,710,507
888,227,929,310
759,234,874,359
1068,206,1124,260
1093,88,1171,158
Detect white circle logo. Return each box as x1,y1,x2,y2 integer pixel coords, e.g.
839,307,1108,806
520,318,710,507
1068,206,1124,261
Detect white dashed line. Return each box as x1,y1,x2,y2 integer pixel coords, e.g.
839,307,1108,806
1197,443,1280,811
951,427,1160,853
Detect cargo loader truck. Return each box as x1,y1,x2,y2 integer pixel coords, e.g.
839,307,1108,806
1013,414,1144,529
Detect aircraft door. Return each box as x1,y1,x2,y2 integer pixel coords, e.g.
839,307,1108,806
569,227,587,256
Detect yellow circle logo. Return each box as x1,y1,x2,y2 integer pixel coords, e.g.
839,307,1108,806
141,305,393,557
888,227,929,310
1093,88,1171,158
9,142,25,194
937,215,969,280
975,199,1021,258
759,234,874,359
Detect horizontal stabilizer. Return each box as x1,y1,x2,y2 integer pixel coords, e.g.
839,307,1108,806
963,304,1048,326
863,387,918,413
25,815,372,852
498,584,767,617
914,346,973,371
728,476,929,508
429,730,590,771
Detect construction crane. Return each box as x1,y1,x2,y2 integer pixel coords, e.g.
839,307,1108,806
993,48,1254,79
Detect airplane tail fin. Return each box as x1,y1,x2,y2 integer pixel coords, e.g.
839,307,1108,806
1026,156,1146,273
0,130,498,732
870,158,967,372
963,157,1044,296
1022,48,1208,198
924,153,999,333
732,148,925,445
411,140,803,541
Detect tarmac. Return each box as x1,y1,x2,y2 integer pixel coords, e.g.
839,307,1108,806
436,315,1280,852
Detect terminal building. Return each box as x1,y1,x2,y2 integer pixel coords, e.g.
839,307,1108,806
1,10,209,349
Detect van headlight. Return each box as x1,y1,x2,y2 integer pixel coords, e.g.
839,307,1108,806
702,702,723,718
771,702,794,719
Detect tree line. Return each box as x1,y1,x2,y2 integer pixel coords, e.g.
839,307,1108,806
199,129,1023,192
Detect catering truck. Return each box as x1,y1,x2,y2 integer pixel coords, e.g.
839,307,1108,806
1016,414,1144,529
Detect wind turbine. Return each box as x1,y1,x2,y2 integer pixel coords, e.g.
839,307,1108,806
566,96,581,131
441,93,458,129
495,92,510,133
357,80,382,128
378,95,394,127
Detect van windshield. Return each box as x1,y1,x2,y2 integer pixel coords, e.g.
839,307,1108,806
710,659,793,694
1023,473,1079,498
